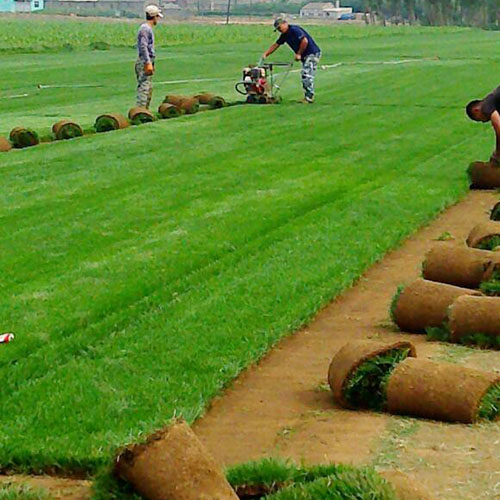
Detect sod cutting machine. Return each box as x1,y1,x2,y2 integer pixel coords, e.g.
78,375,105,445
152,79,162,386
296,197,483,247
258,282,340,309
235,61,293,104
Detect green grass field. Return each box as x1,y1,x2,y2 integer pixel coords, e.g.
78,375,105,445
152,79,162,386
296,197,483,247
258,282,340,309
0,18,497,473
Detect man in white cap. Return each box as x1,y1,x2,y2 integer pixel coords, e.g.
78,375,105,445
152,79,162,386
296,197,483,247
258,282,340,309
136,4,163,109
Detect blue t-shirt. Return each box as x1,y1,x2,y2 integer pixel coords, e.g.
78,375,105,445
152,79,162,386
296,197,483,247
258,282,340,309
276,25,321,61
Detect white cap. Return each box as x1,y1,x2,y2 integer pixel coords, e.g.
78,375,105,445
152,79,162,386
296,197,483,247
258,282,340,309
145,4,163,17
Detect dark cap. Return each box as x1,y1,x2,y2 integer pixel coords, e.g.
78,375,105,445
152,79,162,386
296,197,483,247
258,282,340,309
273,17,286,31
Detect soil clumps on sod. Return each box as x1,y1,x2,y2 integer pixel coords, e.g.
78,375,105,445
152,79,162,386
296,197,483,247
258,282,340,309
328,340,416,411
468,161,500,189
115,420,238,500
128,107,156,125
52,120,83,140
467,221,500,250
448,295,500,348
9,127,39,149
95,113,130,133
390,279,481,333
422,244,500,288
386,357,500,423
0,137,12,152
158,103,182,119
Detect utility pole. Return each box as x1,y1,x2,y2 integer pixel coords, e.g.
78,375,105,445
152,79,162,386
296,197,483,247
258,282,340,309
225,0,231,24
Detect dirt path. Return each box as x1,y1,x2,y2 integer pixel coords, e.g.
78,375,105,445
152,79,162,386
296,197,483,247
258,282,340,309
194,190,500,500
2,191,498,499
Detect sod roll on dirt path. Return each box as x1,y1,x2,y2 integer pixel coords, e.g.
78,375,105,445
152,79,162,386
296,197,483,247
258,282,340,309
158,103,182,119
490,201,500,221
178,98,200,115
328,340,416,411
391,279,481,333
0,137,12,152
115,420,239,500
9,127,39,149
448,295,500,347
467,221,500,250
52,120,83,141
386,357,500,423
163,94,187,106
95,113,130,133
422,244,500,288
128,107,156,125
468,161,500,189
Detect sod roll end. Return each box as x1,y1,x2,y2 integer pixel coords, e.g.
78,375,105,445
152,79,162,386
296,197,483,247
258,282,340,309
328,340,416,410
95,113,130,133
467,221,500,250
115,420,239,500
158,103,182,119
194,93,227,109
0,136,12,152
386,357,500,423
164,94,187,107
52,120,83,140
9,127,39,149
128,107,156,124
179,98,200,115
391,279,481,333
468,161,500,189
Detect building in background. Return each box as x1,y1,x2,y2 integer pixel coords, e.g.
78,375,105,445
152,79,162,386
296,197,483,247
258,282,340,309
299,1,353,19
0,0,44,12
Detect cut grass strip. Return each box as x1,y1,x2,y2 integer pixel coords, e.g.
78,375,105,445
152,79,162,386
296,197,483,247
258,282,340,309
343,348,411,411
478,383,500,421
0,484,52,500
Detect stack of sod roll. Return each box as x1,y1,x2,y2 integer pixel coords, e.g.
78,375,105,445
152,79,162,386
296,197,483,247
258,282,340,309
328,340,500,423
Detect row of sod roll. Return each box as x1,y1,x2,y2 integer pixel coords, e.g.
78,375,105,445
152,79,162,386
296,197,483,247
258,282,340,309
328,340,500,423
390,195,500,349
0,93,227,152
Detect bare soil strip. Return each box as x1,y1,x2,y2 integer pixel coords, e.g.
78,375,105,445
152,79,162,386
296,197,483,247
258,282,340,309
2,191,498,499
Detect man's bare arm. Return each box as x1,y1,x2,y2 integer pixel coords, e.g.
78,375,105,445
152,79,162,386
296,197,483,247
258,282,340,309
491,110,500,164
263,43,280,59
295,37,308,60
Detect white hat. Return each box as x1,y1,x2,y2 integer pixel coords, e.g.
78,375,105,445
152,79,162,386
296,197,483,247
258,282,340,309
145,4,163,17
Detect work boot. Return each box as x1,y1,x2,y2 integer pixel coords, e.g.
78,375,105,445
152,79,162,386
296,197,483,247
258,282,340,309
300,95,315,104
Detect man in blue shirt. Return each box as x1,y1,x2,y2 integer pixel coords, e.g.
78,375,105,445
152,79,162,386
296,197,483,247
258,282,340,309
135,4,163,109
263,18,321,103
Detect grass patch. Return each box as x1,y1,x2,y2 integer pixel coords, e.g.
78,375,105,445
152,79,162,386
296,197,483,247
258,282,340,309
343,348,411,411
0,484,52,500
426,323,451,342
478,383,500,421
459,333,500,349
389,285,405,324
478,235,500,251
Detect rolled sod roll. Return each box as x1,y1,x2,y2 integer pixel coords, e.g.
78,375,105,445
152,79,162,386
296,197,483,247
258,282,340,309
0,137,12,152
448,295,500,346
9,127,39,149
179,98,200,115
391,279,481,333
158,103,182,119
422,245,500,288
468,161,500,189
95,113,130,133
491,201,500,221
128,107,156,125
115,420,239,500
164,94,188,106
467,221,500,250
386,357,500,423
328,340,416,410
194,93,227,109
52,120,83,140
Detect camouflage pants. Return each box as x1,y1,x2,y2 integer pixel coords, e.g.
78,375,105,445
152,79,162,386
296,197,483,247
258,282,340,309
301,53,320,101
135,58,153,109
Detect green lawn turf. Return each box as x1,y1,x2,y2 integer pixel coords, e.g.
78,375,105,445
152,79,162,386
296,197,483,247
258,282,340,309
0,21,497,473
